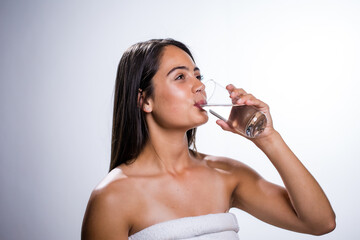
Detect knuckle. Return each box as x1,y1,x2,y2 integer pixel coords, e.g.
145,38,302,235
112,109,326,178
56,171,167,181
234,88,244,94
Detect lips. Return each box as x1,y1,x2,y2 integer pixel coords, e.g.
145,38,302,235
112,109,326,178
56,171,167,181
194,100,207,110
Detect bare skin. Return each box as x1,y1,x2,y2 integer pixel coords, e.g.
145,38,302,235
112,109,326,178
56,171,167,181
81,46,336,240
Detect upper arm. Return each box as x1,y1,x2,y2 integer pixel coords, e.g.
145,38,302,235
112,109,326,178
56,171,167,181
228,159,309,233
81,188,131,240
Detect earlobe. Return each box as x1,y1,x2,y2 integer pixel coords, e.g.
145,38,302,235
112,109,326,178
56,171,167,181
143,104,152,113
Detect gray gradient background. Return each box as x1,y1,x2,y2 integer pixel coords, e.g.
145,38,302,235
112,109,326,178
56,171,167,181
1,0,359,239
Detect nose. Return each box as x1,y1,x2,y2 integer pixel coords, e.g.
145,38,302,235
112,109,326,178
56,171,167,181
194,79,205,94
193,79,206,101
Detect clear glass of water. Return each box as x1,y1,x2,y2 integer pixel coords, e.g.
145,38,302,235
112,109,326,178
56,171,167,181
200,80,267,138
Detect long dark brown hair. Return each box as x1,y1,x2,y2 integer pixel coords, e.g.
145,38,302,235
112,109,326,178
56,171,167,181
109,39,197,171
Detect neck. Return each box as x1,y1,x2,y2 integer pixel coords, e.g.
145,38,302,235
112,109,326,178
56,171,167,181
138,127,195,175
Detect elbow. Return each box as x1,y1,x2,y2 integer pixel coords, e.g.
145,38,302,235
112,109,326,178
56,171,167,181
310,215,336,236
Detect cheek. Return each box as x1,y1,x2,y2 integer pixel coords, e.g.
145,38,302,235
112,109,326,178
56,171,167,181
155,86,189,111
151,88,193,127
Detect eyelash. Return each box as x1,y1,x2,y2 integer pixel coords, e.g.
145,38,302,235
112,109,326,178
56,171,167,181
175,74,203,81
175,74,185,80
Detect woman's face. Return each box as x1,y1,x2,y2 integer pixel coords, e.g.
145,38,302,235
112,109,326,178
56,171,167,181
147,45,208,130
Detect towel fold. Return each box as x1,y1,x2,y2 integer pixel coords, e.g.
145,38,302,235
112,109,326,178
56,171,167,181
128,212,239,240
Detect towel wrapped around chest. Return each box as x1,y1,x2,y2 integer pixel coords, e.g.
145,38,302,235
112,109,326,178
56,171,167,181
128,212,239,240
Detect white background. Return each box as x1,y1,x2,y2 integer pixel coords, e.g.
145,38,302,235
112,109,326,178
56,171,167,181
1,0,359,239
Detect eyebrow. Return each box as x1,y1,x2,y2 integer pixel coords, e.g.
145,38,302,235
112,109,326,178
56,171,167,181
167,66,200,76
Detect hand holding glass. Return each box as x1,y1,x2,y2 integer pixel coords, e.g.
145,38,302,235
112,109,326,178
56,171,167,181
199,80,267,138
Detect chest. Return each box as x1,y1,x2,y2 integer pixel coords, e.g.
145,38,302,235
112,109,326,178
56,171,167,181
155,179,227,209
130,171,233,235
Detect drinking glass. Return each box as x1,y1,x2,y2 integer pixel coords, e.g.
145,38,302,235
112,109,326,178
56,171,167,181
200,80,267,138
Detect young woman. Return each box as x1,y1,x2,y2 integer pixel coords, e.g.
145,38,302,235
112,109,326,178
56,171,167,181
81,39,336,239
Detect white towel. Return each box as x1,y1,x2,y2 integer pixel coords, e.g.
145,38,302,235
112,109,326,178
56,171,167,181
128,212,239,240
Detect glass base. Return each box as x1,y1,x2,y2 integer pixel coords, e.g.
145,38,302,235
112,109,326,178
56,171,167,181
243,111,267,138
226,105,267,138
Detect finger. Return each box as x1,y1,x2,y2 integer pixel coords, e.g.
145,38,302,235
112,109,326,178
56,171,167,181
230,90,246,99
216,119,234,132
226,84,247,94
235,93,256,105
237,95,268,109
227,87,247,104
226,84,236,93
228,90,249,105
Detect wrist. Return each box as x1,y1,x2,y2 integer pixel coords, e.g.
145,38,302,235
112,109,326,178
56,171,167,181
252,129,282,150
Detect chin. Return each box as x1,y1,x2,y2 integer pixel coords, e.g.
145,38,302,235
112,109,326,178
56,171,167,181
194,115,209,127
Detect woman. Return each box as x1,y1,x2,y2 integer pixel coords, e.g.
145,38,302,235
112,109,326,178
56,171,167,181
81,39,336,239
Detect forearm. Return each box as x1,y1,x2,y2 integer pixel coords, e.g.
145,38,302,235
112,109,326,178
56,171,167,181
253,130,335,231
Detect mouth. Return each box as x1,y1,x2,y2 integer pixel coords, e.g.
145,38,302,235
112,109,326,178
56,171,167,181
194,100,207,110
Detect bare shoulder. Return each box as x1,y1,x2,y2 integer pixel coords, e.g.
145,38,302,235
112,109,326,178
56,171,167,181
81,168,140,240
199,153,266,208
199,153,262,181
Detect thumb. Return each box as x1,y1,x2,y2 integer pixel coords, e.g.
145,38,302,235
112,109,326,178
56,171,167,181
216,119,234,132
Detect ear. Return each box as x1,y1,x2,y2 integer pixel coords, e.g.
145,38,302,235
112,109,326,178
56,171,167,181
143,103,152,113
137,89,153,113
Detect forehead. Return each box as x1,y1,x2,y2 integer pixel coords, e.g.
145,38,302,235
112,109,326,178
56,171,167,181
158,45,196,71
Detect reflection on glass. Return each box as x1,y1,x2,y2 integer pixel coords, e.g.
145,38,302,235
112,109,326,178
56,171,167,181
200,80,267,138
